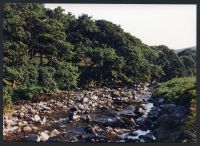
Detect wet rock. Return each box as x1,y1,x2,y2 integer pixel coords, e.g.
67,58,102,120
76,103,84,110
39,132,50,142
148,107,160,120
72,114,81,121
154,97,165,105
85,125,97,135
23,126,32,132
136,115,147,126
153,127,171,142
25,134,40,142
160,104,177,113
50,129,60,137
69,106,78,112
69,111,81,121
157,114,172,128
172,106,186,120
139,133,155,142
81,115,91,122
129,131,138,136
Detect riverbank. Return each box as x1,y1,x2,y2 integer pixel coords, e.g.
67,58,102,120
3,77,196,143
4,83,157,142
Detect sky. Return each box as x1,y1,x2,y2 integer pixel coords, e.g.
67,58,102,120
45,4,196,50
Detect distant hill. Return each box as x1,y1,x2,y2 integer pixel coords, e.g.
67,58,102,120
175,46,196,54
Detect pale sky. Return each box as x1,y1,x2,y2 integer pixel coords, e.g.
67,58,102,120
45,4,196,50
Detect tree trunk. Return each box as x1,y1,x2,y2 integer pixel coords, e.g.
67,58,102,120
40,50,43,66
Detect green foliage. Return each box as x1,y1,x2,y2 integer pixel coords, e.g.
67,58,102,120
50,61,79,89
14,86,43,100
38,66,57,92
152,76,196,103
3,3,197,109
3,87,13,110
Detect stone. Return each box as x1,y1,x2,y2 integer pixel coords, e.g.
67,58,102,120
34,115,41,123
41,117,46,125
23,126,32,132
25,134,40,142
129,131,138,136
31,126,39,131
136,115,147,125
28,108,35,114
72,114,81,121
50,129,60,137
83,97,89,103
39,132,50,142
19,112,25,118
139,133,155,142
76,103,84,110
91,95,98,101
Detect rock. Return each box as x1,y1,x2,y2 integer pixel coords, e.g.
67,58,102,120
91,95,98,101
160,104,177,113
172,106,186,120
81,115,91,122
34,115,41,123
139,133,155,142
25,134,40,142
153,127,171,141
19,112,25,118
72,114,81,121
148,107,160,120
50,129,60,137
85,125,96,135
135,105,145,116
28,108,35,114
76,103,85,110
136,115,147,126
41,117,47,125
23,126,32,132
129,131,138,136
12,126,19,131
18,122,23,127
157,114,172,128
39,132,50,142
69,106,78,112
31,126,39,131
83,97,89,103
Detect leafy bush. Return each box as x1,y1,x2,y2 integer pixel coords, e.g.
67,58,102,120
13,86,43,100
3,64,38,88
50,61,79,89
3,86,13,110
38,66,57,92
152,76,196,103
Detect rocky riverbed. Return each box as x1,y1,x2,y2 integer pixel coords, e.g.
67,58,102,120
3,83,187,142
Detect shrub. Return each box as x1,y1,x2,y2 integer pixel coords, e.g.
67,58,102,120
38,66,57,92
13,86,43,100
50,61,79,90
3,86,13,110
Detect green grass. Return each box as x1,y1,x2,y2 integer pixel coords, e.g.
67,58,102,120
152,76,196,103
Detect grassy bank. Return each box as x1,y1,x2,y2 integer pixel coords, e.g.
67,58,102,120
152,76,196,142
